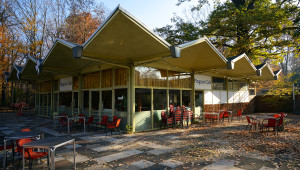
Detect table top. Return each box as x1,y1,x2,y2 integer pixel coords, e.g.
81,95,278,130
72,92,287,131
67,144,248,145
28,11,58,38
204,112,219,115
68,116,85,120
22,137,75,150
5,131,42,140
54,115,68,118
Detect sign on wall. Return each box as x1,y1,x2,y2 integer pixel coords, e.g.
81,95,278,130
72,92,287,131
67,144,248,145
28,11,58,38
195,74,212,90
60,77,72,91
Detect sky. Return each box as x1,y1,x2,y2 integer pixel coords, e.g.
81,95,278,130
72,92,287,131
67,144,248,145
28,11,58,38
98,0,200,30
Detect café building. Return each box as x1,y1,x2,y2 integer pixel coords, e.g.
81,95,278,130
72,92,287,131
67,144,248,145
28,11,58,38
6,6,280,132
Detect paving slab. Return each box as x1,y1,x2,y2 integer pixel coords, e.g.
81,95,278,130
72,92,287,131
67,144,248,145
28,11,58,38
93,149,143,164
201,159,243,170
159,159,184,168
131,160,155,169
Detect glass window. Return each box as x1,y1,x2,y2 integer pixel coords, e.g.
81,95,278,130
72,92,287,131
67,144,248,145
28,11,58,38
153,89,167,110
102,90,112,109
59,92,72,107
102,69,113,88
73,92,78,108
228,80,233,90
169,90,180,107
115,89,127,111
91,91,99,111
168,71,191,88
233,81,239,91
115,68,127,86
83,72,100,89
135,88,151,111
135,67,167,87
83,91,89,110
212,77,226,90
182,90,192,107
239,82,247,91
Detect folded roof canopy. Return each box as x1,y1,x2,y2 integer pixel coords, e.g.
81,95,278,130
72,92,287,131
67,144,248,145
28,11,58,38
81,6,171,67
6,5,280,82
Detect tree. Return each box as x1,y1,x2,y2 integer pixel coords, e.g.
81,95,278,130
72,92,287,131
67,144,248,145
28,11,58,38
61,0,106,44
156,0,299,65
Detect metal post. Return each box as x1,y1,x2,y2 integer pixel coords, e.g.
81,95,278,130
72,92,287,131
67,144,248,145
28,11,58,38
3,139,6,169
73,141,76,169
51,149,55,170
22,147,25,170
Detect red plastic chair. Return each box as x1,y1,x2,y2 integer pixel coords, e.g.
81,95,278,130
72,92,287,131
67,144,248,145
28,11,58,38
17,138,48,169
85,116,94,130
233,110,243,121
246,116,259,132
174,110,182,126
96,115,109,130
112,116,118,123
106,119,122,136
212,112,224,123
262,118,277,134
77,114,85,123
223,111,231,122
160,111,168,129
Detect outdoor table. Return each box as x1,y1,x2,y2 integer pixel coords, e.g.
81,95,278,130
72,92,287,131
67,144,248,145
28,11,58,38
3,131,42,169
250,116,277,131
22,137,76,170
68,117,85,134
203,112,220,125
219,110,233,121
53,115,68,129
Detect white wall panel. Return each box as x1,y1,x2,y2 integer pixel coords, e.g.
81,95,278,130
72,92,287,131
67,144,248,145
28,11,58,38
204,90,213,104
228,92,234,103
234,91,240,103
212,91,220,104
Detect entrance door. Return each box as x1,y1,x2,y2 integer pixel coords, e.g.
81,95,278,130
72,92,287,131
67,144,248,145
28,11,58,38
195,91,204,118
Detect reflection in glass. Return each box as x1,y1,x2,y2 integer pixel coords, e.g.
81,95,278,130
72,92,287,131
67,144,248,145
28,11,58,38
169,90,180,107
102,90,112,110
153,89,167,110
135,67,167,87
91,91,99,111
212,77,226,90
115,89,127,111
135,88,151,111
83,91,89,110
182,90,191,107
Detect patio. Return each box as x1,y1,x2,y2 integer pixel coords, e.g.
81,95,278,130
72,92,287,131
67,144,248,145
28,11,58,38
1,111,300,170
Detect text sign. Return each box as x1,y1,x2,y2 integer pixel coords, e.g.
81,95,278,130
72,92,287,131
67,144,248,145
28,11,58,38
195,74,212,90
60,77,72,91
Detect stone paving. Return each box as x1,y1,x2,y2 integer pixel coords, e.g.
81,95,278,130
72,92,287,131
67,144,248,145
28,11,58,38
0,111,298,169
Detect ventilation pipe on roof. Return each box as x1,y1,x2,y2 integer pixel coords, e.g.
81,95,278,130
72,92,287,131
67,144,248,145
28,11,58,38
170,46,181,58
35,59,43,75
73,45,83,58
4,72,9,83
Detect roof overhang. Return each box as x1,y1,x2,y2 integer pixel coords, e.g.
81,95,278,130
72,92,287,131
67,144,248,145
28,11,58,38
81,6,171,67
211,53,257,78
144,37,228,73
7,65,22,82
41,39,98,77
249,63,276,81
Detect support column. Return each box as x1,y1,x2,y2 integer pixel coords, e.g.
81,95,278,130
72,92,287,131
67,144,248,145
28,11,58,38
151,88,153,129
51,81,54,118
78,75,83,114
191,72,195,120
129,66,135,132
